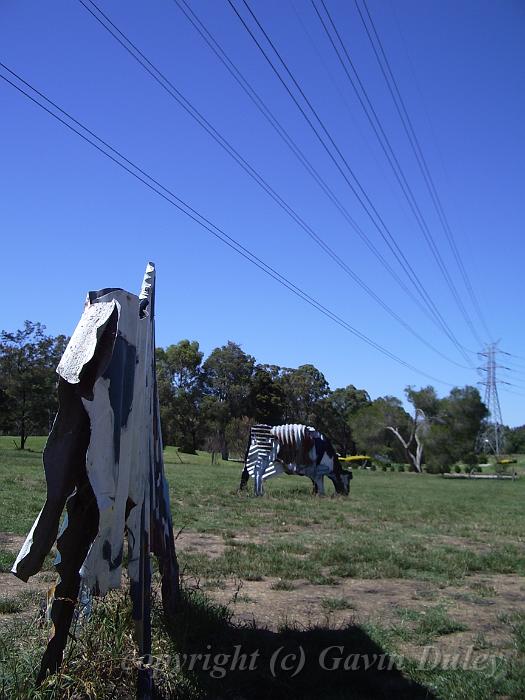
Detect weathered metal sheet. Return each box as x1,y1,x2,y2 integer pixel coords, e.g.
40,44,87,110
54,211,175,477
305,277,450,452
12,263,179,695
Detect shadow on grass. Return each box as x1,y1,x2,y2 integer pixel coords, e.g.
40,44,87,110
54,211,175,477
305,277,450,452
164,590,435,700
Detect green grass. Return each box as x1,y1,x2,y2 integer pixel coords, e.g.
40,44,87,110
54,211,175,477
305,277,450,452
513,615,525,655
269,579,296,591
0,597,22,614
320,596,354,612
363,616,525,700
162,446,525,587
1,438,525,698
0,549,16,573
1,439,524,587
394,605,467,644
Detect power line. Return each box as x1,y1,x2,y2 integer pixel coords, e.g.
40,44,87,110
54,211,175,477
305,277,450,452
0,62,454,387
507,366,525,376
173,0,419,297
312,0,484,348
354,0,492,343
195,0,469,354
500,387,525,399
228,0,475,368
500,352,525,371
235,0,475,362
76,0,469,368
499,371,525,387
499,362,525,376
502,380,523,389
504,352,525,361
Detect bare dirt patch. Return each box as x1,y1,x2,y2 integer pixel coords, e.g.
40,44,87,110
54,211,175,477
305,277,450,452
0,532,54,628
208,577,432,630
2,529,523,663
0,573,50,629
204,572,525,661
175,531,227,559
175,531,525,652
175,527,307,550
0,574,47,603
0,533,25,551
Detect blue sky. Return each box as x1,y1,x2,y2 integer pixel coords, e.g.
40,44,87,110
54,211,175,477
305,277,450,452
1,0,524,424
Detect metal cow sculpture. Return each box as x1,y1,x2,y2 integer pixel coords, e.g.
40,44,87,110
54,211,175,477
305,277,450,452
240,424,352,496
12,263,179,699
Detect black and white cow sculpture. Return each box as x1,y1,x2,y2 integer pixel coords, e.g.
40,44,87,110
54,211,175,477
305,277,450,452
239,424,352,496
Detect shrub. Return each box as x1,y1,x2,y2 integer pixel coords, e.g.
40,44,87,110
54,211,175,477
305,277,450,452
426,455,452,474
321,597,353,612
462,452,478,467
454,465,461,473
389,465,395,472
398,464,405,472
463,464,480,474
270,579,295,591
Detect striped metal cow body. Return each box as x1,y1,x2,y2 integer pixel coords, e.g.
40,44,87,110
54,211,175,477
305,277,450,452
240,423,352,496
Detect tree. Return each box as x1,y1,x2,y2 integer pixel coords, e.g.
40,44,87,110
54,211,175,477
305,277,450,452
156,348,177,447
352,385,487,473
316,385,370,455
200,395,231,462
443,387,487,449
279,364,329,424
0,321,68,449
387,385,440,472
202,341,255,458
505,425,525,453
424,386,488,472
225,416,253,459
350,396,412,463
385,411,426,473
406,385,440,420
156,340,204,453
248,365,285,425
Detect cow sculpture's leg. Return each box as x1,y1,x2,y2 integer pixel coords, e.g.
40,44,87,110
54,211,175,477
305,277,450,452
254,453,269,496
313,472,325,496
239,466,250,492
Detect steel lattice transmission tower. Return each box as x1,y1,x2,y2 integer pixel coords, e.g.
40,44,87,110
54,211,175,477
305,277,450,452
477,343,506,455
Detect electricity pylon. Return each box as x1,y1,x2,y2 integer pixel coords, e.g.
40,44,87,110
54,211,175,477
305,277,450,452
477,342,506,456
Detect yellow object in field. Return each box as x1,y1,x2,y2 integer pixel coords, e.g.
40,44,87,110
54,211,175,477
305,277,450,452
339,455,371,463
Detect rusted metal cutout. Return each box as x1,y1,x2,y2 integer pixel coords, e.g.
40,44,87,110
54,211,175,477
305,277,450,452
12,263,179,697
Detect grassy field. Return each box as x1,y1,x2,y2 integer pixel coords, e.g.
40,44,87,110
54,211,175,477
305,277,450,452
0,436,524,699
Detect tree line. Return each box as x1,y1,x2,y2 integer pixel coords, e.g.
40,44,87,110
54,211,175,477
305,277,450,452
155,340,489,472
0,322,67,449
2,321,521,470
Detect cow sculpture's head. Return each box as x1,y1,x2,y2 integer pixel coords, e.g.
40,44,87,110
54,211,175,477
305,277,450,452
330,456,353,495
